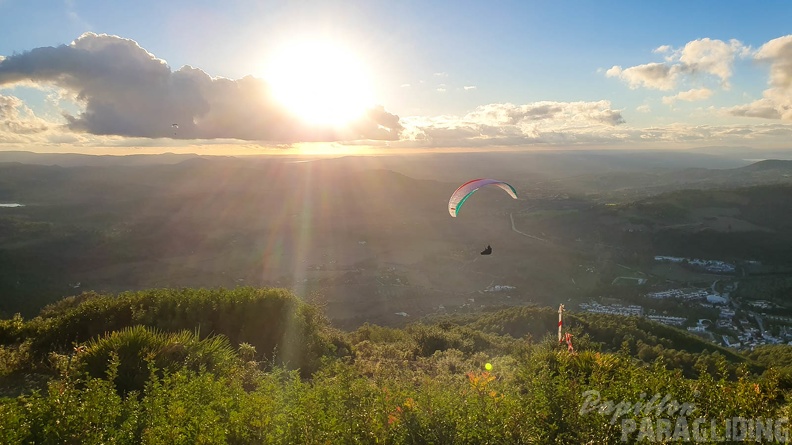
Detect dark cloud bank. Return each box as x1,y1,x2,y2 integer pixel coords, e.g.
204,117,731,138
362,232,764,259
0,33,402,143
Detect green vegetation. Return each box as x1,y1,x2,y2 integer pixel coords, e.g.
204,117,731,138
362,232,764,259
626,185,792,263
6,287,344,377
2,287,791,443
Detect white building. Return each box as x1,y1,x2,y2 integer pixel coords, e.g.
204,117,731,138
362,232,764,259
706,294,728,305
648,315,687,326
580,302,643,317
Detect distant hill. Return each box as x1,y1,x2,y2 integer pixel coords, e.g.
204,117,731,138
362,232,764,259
0,158,471,317
546,183,792,263
736,159,792,172
4,152,792,322
686,145,792,159
0,151,207,167
1,148,752,179
538,158,792,203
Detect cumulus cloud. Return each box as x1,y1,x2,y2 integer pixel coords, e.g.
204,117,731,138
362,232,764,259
726,98,783,120
463,101,624,126
606,63,680,90
653,45,673,54
0,33,402,142
352,105,405,140
726,35,792,121
394,101,792,149
757,35,792,87
397,100,626,147
662,88,714,105
0,94,49,135
607,38,748,91
676,38,748,88
463,85,477,90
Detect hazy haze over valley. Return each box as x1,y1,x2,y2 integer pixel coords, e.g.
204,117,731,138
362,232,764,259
2,148,792,331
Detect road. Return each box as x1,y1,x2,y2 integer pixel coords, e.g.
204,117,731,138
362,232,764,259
509,213,549,242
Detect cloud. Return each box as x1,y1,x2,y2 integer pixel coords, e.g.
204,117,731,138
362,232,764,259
397,100,626,147
676,38,748,88
433,72,448,77
463,85,477,91
0,94,49,135
394,101,792,149
653,45,673,54
756,35,792,87
0,33,402,142
727,35,792,121
606,63,680,90
636,104,651,113
350,105,404,140
726,98,783,120
662,88,714,105
463,101,624,126
607,38,748,91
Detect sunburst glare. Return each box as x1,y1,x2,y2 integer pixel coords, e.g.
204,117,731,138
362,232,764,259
264,40,374,127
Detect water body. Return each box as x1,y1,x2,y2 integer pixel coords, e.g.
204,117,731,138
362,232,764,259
0,203,24,207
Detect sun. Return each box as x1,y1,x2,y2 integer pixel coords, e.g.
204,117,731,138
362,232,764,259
264,40,374,127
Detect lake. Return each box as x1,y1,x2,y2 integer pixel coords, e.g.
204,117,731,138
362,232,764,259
0,203,24,207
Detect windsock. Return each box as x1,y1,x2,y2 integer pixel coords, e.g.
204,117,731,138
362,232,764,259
558,304,565,342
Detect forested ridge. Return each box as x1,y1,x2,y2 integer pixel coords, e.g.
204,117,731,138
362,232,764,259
0,287,789,443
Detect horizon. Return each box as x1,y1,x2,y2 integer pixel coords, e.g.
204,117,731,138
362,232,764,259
2,1,792,155
3,145,792,159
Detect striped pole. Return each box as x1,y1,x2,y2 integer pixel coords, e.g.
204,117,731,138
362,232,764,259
558,304,564,342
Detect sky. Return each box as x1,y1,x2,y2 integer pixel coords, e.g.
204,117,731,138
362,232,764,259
1,0,792,155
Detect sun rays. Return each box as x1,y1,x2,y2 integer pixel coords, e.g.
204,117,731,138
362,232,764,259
264,39,374,127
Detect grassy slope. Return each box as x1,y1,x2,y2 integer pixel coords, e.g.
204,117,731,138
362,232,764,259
0,287,789,444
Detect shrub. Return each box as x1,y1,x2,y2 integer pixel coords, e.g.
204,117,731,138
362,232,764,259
23,287,340,375
76,325,236,395
0,313,24,345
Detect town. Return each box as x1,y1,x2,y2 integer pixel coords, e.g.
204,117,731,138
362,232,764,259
580,256,792,351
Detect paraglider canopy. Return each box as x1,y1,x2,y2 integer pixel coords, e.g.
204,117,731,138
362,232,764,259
448,178,518,217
